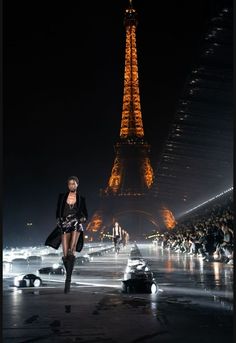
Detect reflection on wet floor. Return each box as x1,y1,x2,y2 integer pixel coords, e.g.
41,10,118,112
142,244,233,286
2,243,233,343
139,243,233,311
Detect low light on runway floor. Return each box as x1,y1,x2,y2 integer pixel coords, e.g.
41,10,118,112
2,242,233,343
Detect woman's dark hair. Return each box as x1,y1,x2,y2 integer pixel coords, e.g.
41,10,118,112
67,176,79,185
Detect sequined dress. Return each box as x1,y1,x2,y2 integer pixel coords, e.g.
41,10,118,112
59,201,84,234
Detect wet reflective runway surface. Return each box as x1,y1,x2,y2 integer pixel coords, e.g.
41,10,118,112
138,243,233,342
3,243,233,342
143,243,233,308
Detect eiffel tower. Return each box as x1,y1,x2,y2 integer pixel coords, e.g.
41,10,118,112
86,0,161,239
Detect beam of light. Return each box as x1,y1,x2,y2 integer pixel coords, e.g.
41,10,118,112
179,187,233,216
75,281,121,288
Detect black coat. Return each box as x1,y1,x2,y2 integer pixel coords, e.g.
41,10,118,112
45,191,88,252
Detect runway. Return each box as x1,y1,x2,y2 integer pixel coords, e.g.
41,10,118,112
2,242,233,343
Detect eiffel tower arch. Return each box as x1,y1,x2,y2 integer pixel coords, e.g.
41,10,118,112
86,1,164,239
87,196,162,239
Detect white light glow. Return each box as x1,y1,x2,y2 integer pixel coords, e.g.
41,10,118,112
181,187,233,215
13,275,23,287
52,263,60,269
151,283,158,294
33,279,41,287
75,281,120,288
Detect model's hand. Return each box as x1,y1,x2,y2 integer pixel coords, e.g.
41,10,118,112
56,217,62,227
79,217,86,223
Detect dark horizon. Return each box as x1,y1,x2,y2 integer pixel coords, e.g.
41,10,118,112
3,0,232,246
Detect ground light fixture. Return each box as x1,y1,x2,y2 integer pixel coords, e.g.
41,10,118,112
13,274,42,288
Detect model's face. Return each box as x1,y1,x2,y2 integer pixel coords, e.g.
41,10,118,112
68,180,78,192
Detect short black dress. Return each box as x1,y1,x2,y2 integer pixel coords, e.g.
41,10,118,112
60,201,84,234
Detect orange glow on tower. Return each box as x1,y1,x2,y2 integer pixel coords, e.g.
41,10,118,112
104,0,154,196
161,207,177,230
120,1,144,139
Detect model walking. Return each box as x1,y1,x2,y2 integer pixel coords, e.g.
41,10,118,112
112,221,122,254
45,176,88,293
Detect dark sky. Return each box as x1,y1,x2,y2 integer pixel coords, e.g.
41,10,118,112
3,0,223,246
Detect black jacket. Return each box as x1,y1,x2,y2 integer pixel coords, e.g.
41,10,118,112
45,191,88,252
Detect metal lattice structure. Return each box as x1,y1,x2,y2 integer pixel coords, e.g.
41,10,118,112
104,0,154,196
86,1,158,236
120,3,144,139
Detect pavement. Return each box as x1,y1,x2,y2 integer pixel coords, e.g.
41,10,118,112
2,242,234,343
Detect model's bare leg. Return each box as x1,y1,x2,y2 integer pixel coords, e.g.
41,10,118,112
61,232,72,256
69,231,81,255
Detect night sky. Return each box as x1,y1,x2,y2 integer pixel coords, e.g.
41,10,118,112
4,0,223,246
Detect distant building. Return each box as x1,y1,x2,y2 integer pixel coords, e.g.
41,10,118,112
152,5,233,216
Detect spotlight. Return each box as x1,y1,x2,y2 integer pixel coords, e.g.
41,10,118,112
52,263,60,269
151,282,158,294
13,274,42,288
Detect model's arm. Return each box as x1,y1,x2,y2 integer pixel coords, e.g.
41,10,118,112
80,196,88,221
56,193,62,219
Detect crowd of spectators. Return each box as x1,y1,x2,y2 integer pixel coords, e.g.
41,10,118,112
155,193,234,264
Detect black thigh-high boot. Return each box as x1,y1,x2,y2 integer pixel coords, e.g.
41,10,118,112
62,256,68,273
64,254,75,293
62,256,69,294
